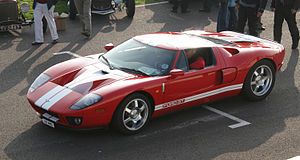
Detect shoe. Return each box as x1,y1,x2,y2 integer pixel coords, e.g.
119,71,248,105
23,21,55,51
32,41,43,45
259,26,265,30
81,31,90,38
52,39,58,44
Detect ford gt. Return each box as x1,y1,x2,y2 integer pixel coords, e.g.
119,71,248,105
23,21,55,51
27,30,285,134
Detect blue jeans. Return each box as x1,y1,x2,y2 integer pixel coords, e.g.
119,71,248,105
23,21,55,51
217,2,228,32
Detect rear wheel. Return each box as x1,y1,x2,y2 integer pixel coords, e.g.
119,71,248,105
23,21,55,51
112,93,151,134
124,0,135,18
242,60,275,101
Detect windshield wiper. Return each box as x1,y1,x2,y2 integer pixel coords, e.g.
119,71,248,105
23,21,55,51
119,67,149,77
100,55,114,70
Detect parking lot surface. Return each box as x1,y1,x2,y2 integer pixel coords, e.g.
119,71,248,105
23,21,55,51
1,1,300,160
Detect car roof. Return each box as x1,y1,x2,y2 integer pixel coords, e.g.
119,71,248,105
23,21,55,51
133,32,221,50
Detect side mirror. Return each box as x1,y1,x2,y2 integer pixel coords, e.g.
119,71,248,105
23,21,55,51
170,69,184,78
104,43,114,51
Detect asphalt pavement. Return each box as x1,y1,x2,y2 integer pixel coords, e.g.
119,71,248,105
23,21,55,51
0,1,300,160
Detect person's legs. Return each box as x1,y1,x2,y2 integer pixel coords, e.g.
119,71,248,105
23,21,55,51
217,2,228,32
172,0,179,12
74,0,85,32
83,0,92,34
236,5,247,33
273,9,284,43
44,6,58,41
247,7,258,36
34,3,44,43
228,6,237,31
284,9,299,49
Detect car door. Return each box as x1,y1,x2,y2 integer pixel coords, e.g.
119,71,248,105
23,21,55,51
159,47,224,111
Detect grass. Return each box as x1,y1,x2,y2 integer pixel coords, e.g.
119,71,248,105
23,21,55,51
18,0,166,19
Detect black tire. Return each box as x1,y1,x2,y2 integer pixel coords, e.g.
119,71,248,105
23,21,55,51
42,17,47,33
125,0,135,18
242,60,276,101
112,93,152,134
68,0,77,20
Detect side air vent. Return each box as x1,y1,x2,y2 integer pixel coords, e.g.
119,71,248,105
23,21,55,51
224,47,239,55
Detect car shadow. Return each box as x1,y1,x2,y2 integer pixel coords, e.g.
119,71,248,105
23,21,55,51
4,49,299,159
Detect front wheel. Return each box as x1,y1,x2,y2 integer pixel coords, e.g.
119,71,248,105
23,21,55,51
124,0,135,18
112,93,152,134
242,60,276,101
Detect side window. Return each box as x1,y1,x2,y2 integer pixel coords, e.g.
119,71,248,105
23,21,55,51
175,52,188,72
184,47,216,71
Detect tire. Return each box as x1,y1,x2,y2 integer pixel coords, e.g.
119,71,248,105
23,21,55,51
112,93,152,134
242,60,276,101
42,17,47,33
125,0,135,18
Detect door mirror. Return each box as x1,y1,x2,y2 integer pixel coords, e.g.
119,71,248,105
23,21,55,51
170,69,184,77
104,43,114,51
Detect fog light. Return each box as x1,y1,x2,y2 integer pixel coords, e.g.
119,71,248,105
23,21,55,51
66,117,83,126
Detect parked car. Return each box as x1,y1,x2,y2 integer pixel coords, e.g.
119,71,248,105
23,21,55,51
0,0,48,32
69,0,135,19
27,30,285,134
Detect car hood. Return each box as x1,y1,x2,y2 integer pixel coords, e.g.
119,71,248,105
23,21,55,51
50,61,138,95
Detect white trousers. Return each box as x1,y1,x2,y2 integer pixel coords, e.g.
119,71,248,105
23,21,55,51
34,3,58,42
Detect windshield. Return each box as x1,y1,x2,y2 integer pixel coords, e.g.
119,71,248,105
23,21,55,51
100,39,178,76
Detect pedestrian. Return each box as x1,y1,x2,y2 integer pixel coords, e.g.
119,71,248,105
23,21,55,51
171,0,190,13
227,0,237,31
74,0,92,38
32,0,59,45
236,0,268,37
217,0,228,32
271,0,299,49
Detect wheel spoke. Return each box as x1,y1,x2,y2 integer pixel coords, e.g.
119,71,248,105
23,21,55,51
254,71,259,77
254,85,260,92
250,81,256,86
125,108,132,114
124,117,131,124
134,100,139,108
261,76,269,82
139,105,145,112
260,67,265,75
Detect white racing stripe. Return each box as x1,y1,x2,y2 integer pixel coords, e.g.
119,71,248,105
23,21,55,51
155,84,243,111
35,86,65,107
42,88,73,110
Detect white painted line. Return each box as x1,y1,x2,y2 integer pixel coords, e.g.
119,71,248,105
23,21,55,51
203,105,251,129
288,156,300,160
53,51,83,58
136,1,169,8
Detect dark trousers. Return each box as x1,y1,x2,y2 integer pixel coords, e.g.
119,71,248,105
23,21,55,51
172,0,189,12
274,6,299,45
236,5,258,36
228,6,237,31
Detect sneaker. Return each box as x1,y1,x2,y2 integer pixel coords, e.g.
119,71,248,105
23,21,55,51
32,41,43,45
52,39,58,44
81,31,91,38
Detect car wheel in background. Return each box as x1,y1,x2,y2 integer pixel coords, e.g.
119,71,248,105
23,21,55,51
242,60,276,101
125,0,135,18
112,93,152,134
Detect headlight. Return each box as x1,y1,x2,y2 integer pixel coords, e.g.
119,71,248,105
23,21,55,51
20,2,30,13
29,73,52,92
70,93,103,110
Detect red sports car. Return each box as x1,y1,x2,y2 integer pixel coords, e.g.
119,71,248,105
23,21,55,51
27,30,285,134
